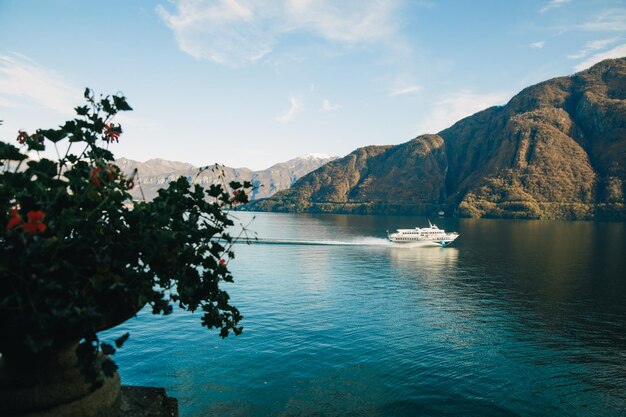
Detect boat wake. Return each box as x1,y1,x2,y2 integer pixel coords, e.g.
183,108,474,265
246,237,393,247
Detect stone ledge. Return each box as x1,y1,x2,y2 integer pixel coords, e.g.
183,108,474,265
120,386,178,417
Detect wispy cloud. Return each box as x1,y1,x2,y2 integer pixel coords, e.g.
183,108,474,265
416,90,511,134
155,0,273,66
320,99,340,111
567,37,619,59
0,53,79,114
540,0,570,13
276,96,303,123
530,41,545,49
389,85,421,97
574,42,626,71
156,0,403,67
284,0,399,42
554,8,626,33
578,8,626,31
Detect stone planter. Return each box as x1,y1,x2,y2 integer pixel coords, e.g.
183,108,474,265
0,342,121,417
0,298,145,417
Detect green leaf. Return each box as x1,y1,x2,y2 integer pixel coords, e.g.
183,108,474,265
101,97,115,115
207,184,223,198
27,140,45,151
100,342,116,355
62,120,77,132
0,142,27,161
92,118,105,133
40,128,66,143
75,105,89,116
27,158,58,178
112,95,133,111
88,147,114,161
114,332,130,348
68,131,85,143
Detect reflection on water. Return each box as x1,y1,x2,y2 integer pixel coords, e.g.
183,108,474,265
103,212,626,417
389,246,459,266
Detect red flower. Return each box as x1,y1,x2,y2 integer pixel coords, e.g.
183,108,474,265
22,210,46,234
105,164,116,181
15,131,43,145
16,131,28,145
90,166,102,186
219,259,226,266
6,208,22,230
103,123,121,143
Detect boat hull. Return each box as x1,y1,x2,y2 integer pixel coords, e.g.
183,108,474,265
389,238,457,248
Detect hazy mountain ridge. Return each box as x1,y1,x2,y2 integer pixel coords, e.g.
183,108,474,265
116,154,337,201
252,58,626,220
115,158,196,178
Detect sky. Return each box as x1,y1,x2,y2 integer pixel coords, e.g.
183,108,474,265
1,0,625,170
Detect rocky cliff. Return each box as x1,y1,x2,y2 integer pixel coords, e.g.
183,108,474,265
252,58,626,220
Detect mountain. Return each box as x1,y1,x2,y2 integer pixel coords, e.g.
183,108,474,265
115,158,195,177
116,154,337,201
252,58,626,220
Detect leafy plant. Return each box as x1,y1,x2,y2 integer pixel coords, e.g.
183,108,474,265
0,89,252,384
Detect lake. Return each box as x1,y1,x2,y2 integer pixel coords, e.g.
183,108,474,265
102,212,626,416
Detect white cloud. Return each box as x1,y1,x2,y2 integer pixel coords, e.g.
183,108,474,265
0,53,80,115
416,90,511,134
156,1,274,66
578,8,626,32
389,85,421,97
283,0,398,42
540,0,570,13
320,99,340,111
530,41,545,49
574,42,626,71
567,37,619,59
586,37,621,50
276,96,303,122
156,0,403,67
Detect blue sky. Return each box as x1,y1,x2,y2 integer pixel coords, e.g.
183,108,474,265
1,0,625,170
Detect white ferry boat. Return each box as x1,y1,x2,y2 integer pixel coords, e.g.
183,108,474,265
387,221,459,247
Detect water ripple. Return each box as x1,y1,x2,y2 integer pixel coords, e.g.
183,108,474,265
101,213,626,417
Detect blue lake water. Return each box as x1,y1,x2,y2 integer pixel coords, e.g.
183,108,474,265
102,212,626,416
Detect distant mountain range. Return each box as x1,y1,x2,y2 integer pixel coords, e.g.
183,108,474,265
251,58,626,220
115,154,337,201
